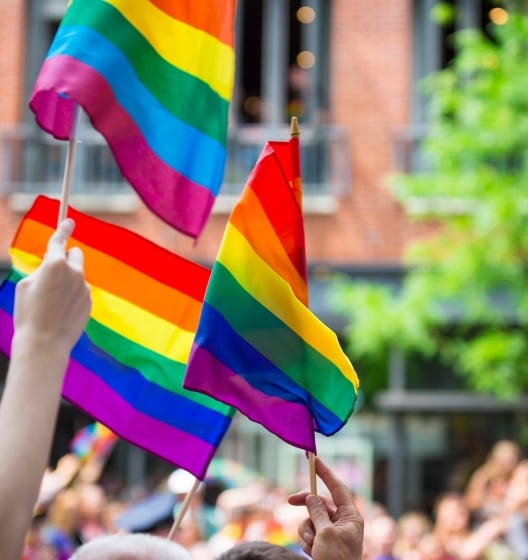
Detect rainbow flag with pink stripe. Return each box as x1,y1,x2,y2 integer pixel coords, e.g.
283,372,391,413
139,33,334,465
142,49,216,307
184,139,360,452
0,196,234,479
29,0,237,239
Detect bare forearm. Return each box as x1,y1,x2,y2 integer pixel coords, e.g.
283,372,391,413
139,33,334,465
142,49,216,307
459,517,506,560
0,333,69,559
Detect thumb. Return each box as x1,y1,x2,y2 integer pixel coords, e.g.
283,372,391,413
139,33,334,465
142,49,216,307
306,494,332,531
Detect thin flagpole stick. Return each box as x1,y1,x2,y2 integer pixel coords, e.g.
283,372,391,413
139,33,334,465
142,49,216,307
57,104,81,225
291,116,315,493
289,115,309,308
289,116,303,209
167,477,201,541
291,117,314,475
308,451,317,495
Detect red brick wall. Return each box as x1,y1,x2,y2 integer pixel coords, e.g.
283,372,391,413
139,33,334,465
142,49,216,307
0,0,26,256
0,0,24,124
320,0,415,263
0,0,426,267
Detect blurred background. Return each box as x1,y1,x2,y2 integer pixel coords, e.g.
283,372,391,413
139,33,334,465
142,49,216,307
1,0,527,523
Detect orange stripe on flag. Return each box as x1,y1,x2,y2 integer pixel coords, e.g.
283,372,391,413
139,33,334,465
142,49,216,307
149,0,236,46
15,219,204,331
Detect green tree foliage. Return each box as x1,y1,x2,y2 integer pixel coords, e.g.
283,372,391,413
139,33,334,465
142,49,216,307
335,10,528,398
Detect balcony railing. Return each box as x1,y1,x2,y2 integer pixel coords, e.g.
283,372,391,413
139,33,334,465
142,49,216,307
1,123,350,213
223,124,350,197
392,124,429,174
391,125,485,217
0,124,128,200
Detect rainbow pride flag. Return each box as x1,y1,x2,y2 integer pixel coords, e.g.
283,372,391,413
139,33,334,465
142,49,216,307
0,196,235,479
29,0,237,239
70,422,119,464
183,138,359,452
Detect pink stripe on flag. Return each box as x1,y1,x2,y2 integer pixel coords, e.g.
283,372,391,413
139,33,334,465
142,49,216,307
30,56,214,238
184,344,316,452
62,362,217,479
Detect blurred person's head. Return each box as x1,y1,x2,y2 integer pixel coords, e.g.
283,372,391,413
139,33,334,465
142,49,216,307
216,483,267,526
417,533,447,560
487,440,520,474
394,511,432,557
364,513,397,559
70,533,192,559
217,541,304,559
433,493,469,534
46,487,81,535
77,483,107,522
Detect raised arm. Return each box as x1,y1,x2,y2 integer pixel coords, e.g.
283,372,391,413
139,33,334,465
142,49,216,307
0,219,91,560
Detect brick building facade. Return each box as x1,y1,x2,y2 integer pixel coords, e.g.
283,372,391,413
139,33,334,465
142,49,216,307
0,0,423,267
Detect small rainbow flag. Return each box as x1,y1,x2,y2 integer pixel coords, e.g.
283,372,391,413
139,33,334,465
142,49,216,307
29,0,237,239
0,196,235,478
70,422,118,464
184,138,359,452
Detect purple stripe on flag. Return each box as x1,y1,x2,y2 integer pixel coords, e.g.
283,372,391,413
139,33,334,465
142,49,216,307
184,344,316,452
0,308,13,357
0,309,216,479
62,362,217,479
30,56,215,238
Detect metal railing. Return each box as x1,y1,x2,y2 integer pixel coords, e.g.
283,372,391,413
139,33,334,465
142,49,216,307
224,124,351,196
0,124,126,197
392,124,429,174
0,123,350,200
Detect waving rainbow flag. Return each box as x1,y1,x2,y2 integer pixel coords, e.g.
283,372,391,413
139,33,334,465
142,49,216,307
0,196,234,479
29,0,237,239
183,137,359,452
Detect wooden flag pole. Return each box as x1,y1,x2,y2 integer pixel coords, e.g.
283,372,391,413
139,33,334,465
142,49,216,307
308,451,318,495
57,104,81,225
290,115,300,138
289,116,303,209
167,477,201,541
292,116,318,497
290,116,317,494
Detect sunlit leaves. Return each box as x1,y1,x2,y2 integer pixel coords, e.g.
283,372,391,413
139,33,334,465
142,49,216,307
334,10,528,399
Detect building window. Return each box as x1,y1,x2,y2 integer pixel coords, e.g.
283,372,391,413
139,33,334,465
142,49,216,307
226,0,346,203
234,0,330,126
412,0,501,124
8,0,345,207
394,0,504,173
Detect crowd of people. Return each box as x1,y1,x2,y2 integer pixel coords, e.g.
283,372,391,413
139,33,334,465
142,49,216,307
363,440,528,560
3,220,528,560
19,435,528,560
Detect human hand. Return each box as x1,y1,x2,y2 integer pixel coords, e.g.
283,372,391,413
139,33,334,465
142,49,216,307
288,457,364,560
35,453,82,514
13,218,91,354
